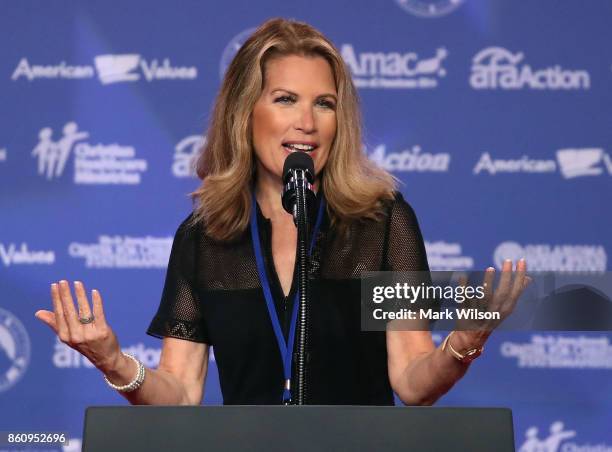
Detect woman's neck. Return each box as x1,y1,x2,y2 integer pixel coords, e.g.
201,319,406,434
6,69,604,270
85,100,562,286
255,174,286,221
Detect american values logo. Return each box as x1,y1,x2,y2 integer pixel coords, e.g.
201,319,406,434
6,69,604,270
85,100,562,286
0,243,55,267
11,55,198,84
470,47,590,90
473,148,612,179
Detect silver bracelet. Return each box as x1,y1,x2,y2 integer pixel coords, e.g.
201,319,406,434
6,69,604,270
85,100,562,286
103,353,146,392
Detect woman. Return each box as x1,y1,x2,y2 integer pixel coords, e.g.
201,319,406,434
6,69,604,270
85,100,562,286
35,18,529,405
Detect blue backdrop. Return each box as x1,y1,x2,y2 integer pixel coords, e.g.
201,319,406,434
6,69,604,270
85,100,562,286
1,1,611,450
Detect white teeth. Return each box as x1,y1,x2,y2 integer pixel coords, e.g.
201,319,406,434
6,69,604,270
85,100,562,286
284,143,315,152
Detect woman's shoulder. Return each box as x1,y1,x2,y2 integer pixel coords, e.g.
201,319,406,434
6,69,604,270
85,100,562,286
172,211,202,242
386,190,418,217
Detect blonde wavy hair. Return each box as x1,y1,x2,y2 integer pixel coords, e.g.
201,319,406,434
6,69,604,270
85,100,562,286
192,18,396,241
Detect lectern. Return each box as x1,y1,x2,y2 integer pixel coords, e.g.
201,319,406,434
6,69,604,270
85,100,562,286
83,405,515,451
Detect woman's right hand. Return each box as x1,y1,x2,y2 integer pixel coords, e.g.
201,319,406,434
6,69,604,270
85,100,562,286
35,280,123,374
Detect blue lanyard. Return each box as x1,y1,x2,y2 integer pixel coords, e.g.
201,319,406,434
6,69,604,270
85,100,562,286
249,190,325,403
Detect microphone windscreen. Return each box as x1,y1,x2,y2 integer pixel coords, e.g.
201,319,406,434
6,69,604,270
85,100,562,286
283,152,315,182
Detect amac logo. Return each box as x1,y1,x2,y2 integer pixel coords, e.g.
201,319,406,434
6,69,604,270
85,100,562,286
342,44,447,89
470,47,590,90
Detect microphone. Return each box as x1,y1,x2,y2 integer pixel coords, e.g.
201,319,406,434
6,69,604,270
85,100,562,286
281,152,316,219
280,151,316,405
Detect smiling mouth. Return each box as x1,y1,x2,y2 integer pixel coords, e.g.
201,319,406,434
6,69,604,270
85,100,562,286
282,143,317,153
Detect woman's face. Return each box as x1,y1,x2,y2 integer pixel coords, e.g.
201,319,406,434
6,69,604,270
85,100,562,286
252,54,337,185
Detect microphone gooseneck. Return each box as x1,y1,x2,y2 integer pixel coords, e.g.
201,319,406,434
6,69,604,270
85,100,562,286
281,151,316,405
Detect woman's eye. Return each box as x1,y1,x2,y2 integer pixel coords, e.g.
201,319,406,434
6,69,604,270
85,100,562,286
275,95,295,104
317,99,336,109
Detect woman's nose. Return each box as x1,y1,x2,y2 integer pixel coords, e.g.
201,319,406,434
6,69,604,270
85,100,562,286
294,106,316,133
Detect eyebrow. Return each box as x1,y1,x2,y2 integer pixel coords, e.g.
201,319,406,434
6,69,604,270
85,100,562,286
270,88,337,100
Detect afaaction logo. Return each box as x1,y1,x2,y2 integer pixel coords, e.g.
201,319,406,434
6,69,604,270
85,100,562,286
494,241,607,272
11,55,198,84
53,338,161,369
470,47,590,90
53,337,216,368
31,122,147,185
173,135,205,178
368,144,450,172
342,44,448,89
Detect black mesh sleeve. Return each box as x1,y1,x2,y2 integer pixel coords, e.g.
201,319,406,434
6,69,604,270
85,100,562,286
384,192,439,320
146,214,210,344
384,192,430,272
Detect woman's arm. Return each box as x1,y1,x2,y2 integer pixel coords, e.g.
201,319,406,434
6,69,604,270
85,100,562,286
386,259,529,405
386,329,476,406
103,337,209,406
36,281,209,406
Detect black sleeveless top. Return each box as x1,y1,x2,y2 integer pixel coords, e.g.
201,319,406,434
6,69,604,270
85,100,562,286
146,191,430,405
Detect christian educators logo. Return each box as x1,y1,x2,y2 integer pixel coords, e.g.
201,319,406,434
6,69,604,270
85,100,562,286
470,47,590,90
0,308,31,393
31,121,147,184
395,0,465,18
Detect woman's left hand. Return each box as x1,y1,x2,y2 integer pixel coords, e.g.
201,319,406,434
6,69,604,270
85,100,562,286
454,258,532,348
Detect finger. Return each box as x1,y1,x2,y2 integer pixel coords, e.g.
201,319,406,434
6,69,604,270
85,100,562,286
91,289,108,328
456,273,468,287
482,267,495,303
523,275,533,289
58,280,82,337
497,259,513,295
73,281,93,319
51,283,69,341
509,258,527,303
35,310,58,334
